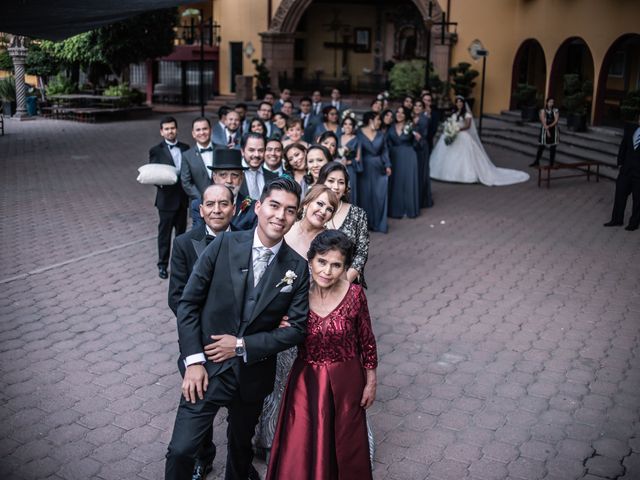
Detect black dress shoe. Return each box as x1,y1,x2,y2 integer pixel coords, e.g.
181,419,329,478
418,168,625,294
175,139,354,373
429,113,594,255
625,224,638,231
603,221,624,227
192,461,212,480
158,266,168,279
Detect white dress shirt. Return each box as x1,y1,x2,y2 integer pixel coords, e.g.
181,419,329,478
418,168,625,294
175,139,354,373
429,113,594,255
198,143,214,178
165,141,182,170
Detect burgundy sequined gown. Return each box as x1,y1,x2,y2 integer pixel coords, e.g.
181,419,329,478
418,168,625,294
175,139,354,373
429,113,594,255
266,284,378,480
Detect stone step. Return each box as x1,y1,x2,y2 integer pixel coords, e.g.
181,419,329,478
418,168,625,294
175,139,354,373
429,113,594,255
481,135,618,180
481,121,619,157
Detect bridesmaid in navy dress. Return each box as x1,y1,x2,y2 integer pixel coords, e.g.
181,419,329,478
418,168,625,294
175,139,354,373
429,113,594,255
340,116,362,205
357,111,391,233
387,106,420,219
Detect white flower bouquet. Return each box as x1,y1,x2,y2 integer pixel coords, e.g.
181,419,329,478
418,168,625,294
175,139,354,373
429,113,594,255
443,117,460,146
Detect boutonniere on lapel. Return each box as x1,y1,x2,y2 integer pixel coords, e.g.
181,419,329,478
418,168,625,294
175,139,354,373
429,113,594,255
276,270,297,292
239,196,252,213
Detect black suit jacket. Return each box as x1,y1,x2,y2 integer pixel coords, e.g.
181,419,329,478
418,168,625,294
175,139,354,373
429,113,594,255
426,109,441,150
168,223,236,315
231,195,258,231
149,141,190,211
177,229,309,399
617,123,640,173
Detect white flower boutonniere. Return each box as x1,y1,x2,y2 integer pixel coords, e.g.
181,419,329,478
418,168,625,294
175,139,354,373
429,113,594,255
276,270,297,288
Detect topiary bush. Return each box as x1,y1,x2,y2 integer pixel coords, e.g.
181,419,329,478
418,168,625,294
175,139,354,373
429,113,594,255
389,60,442,98
620,89,640,121
448,62,479,101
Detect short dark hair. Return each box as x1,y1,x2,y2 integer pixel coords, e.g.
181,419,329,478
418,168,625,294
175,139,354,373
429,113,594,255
234,103,248,110
259,176,302,206
307,230,354,269
160,116,177,129
241,131,266,150
258,101,273,111
192,116,211,128
317,161,350,202
217,106,231,119
362,111,379,126
283,100,294,108
300,96,312,104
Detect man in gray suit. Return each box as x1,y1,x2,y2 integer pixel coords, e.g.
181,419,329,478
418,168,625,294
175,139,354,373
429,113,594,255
181,117,214,229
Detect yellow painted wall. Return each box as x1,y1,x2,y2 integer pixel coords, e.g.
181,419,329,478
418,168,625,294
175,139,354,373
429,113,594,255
445,0,640,119
213,0,270,94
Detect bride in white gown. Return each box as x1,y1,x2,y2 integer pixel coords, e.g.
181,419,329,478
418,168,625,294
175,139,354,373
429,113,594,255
430,96,529,186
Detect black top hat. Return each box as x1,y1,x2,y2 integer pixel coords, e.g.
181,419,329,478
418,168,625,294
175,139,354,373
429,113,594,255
207,148,248,171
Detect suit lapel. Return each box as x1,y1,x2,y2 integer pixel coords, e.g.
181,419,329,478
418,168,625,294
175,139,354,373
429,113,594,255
190,225,207,258
230,231,253,309
249,245,293,323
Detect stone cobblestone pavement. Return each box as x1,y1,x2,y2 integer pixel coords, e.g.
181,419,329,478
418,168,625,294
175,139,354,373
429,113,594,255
1,116,639,480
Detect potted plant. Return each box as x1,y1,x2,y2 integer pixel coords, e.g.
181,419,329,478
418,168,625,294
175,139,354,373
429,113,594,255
448,62,479,110
513,83,538,121
563,73,592,132
620,89,640,122
0,75,16,116
252,58,271,100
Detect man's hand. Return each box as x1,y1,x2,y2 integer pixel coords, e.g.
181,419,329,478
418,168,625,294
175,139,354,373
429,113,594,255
182,364,208,404
385,167,392,177
205,334,237,363
278,316,291,328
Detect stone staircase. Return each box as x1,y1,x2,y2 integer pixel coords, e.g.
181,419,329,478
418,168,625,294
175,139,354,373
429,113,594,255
481,111,623,180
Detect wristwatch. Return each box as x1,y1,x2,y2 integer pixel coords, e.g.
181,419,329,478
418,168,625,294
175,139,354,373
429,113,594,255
235,337,245,357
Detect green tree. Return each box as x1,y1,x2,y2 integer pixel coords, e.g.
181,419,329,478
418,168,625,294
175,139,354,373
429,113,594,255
389,60,442,98
448,62,479,101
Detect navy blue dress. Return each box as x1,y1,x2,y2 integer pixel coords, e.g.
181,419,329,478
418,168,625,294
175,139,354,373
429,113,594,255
313,123,342,143
357,130,390,233
342,135,362,205
415,114,434,208
387,126,420,219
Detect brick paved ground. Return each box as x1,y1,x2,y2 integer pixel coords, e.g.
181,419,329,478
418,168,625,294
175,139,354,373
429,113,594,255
1,115,638,480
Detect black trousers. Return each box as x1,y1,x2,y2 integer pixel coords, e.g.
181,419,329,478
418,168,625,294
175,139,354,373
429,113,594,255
535,144,556,164
165,369,264,480
157,208,187,268
610,169,640,227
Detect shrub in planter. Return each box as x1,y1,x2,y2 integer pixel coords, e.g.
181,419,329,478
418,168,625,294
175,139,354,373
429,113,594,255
448,62,479,103
563,73,592,132
388,60,443,99
46,73,76,95
104,83,144,106
513,83,539,121
0,75,16,115
252,58,271,100
620,89,640,122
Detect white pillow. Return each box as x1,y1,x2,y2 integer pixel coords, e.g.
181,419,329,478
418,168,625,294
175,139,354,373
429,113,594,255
137,164,178,185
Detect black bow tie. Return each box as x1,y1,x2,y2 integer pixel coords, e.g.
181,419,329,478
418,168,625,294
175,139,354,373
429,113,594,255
166,143,178,149
199,147,213,153
205,234,216,245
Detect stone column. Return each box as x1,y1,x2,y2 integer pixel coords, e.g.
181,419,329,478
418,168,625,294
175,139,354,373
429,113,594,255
259,32,295,93
8,36,29,118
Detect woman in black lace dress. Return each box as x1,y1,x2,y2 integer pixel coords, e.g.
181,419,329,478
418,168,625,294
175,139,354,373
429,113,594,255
318,162,370,287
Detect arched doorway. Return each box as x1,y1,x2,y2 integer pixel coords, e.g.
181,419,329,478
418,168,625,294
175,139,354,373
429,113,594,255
510,39,546,110
594,33,640,127
548,37,594,118
262,0,451,93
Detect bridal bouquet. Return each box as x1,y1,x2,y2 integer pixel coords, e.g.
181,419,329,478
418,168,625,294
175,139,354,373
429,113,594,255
337,145,356,163
443,117,460,146
403,123,413,135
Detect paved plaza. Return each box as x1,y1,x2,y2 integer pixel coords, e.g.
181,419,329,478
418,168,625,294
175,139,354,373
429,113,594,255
0,114,639,480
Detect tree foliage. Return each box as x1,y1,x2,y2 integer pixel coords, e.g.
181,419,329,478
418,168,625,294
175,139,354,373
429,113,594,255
388,60,443,98
39,8,177,79
448,62,479,101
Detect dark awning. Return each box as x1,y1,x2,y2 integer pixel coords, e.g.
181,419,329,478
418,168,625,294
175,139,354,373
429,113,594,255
1,0,194,41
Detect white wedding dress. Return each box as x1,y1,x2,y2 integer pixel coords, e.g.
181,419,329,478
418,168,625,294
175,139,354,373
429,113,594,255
430,111,529,186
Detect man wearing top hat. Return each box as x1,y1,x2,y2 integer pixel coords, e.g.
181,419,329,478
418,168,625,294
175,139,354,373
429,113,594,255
208,148,260,231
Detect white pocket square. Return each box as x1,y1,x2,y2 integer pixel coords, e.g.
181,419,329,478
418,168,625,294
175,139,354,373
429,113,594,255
279,285,293,293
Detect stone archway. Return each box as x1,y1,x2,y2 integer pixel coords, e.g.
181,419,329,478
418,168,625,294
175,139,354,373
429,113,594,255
593,33,640,127
510,39,546,110
548,37,594,114
261,0,450,93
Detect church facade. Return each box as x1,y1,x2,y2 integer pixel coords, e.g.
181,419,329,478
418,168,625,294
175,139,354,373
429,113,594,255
188,0,638,126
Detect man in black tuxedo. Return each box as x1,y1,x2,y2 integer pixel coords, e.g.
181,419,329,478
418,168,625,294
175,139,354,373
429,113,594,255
167,184,235,480
149,116,191,279
165,177,308,480
181,117,215,229
422,92,441,151
604,114,640,231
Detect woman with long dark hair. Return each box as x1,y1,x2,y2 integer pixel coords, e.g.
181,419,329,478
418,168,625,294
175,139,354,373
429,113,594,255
340,116,362,205
313,105,341,139
530,97,560,167
357,111,391,233
387,106,420,218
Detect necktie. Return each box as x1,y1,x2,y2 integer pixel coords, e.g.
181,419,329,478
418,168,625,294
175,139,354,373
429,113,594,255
250,171,260,198
633,128,640,150
228,134,233,145
205,234,215,245
252,247,273,286
199,147,213,153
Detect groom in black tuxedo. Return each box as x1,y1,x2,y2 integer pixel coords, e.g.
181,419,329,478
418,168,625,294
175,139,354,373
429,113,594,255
165,177,309,480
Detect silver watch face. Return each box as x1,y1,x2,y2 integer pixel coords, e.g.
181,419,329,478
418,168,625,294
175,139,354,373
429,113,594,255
235,346,245,356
